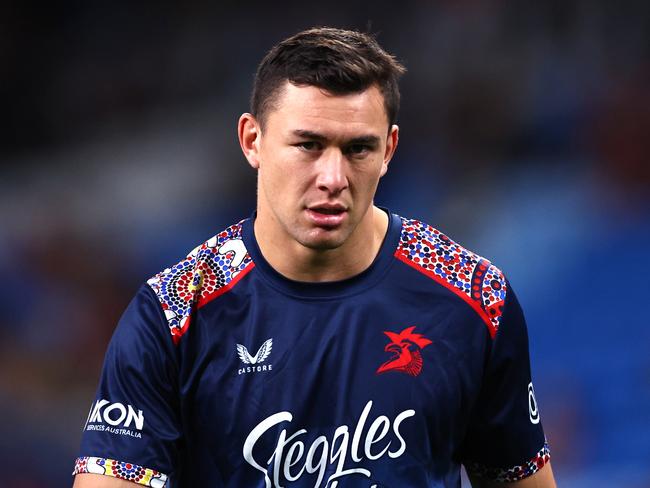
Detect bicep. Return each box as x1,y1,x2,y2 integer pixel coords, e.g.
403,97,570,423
461,277,551,484
469,461,556,488
74,285,180,483
73,473,140,488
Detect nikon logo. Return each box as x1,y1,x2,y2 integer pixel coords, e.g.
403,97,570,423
85,399,144,431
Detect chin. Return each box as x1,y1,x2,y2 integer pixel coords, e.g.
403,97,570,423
296,228,349,251
303,240,344,251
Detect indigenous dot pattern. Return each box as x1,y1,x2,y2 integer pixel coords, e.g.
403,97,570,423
395,218,507,335
147,221,252,343
73,456,168,487
465,442,551,482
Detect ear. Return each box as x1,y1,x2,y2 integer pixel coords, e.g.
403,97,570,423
238,113,262,169
380,124,399,178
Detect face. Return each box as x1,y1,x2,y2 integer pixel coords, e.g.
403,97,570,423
239,82,398,251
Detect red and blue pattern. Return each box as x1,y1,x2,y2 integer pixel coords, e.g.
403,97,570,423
147,222,254,344
465,442,551,482
394,218,506,338
73,456,168,487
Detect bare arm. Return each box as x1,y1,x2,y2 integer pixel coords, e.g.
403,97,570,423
73,473,140,487
469,461,556,488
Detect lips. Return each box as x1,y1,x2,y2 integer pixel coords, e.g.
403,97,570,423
306,204,348,227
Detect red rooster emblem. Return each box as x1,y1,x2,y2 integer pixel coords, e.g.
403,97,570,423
376,326,432,377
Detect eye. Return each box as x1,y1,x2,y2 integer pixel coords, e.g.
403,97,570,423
345,144,372,157
294,141,322,152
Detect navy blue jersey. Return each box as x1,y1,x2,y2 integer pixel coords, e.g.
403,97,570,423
74,212,549,487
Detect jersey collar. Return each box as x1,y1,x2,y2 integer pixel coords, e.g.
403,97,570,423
241,208,402,299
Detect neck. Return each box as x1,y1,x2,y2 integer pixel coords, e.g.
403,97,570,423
254,206,389,282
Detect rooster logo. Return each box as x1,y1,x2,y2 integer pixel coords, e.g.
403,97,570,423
376,326,432,377
237,339,273,365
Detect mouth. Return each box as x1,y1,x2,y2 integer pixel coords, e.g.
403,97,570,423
308,203,347,213
306,204,348,227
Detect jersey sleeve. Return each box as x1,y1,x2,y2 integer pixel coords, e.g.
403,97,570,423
73,284,181,487
461,279,550,483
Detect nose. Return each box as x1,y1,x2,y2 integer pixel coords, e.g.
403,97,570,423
315,149,348,194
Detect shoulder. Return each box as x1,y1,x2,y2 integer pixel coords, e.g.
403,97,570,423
393,216,507,338
146,219,254,344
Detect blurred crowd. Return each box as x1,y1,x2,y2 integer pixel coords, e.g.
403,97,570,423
1,1,648,486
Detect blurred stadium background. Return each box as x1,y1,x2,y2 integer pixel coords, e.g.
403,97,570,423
1,1,649,486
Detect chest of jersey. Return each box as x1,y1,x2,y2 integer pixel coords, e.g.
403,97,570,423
176,269,486,487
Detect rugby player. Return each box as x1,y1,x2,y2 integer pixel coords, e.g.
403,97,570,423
73,27,556,487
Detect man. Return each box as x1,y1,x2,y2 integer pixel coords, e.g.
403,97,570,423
73,27,556,487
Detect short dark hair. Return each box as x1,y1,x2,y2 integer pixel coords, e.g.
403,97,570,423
251,27,406,129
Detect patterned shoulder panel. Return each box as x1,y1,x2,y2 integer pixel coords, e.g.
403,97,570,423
394,218,506,338
147,221,254,345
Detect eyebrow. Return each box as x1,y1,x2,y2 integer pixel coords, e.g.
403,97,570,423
292,130,327,142
291,130,381,146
